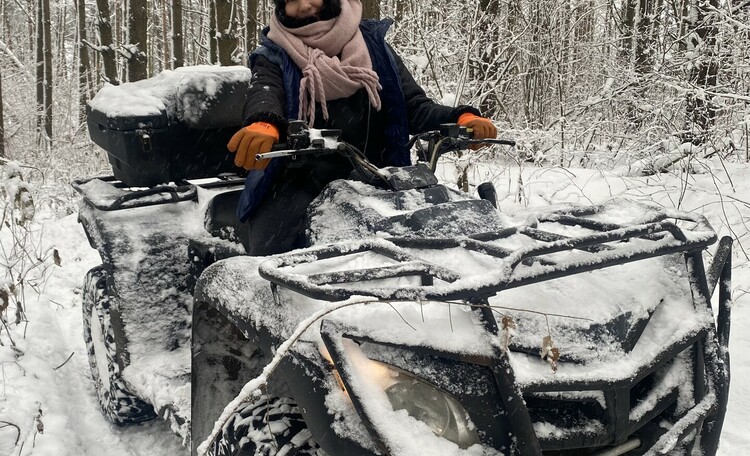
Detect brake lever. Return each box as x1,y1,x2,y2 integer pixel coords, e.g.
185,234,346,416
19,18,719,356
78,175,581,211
255,146,335,161
466,138,517,147
256,140,345,163
255,126,344,162
428,136,516,172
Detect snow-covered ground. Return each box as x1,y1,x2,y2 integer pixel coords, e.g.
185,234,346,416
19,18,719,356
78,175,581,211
1,156,749,455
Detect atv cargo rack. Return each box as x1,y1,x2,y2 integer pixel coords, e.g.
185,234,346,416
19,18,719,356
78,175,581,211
258,204,718,303
255,203,731,456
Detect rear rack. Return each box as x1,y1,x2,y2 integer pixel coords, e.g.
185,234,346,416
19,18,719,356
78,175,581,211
258,202,717,303
72,174,245,211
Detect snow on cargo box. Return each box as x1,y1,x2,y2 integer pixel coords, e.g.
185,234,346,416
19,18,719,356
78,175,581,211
87,65,251,187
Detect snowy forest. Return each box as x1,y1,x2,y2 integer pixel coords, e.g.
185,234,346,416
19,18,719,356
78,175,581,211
1,0,750,455
0,0,748,168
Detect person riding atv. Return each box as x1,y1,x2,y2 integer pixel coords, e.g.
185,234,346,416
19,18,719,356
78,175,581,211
227,0,498,255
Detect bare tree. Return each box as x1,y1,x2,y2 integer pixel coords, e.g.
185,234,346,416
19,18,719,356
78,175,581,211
0,66,4,159
128,0,148,81
209,0,217,63
245,0,258,52
94,0,119,84
36,0,52,144
173,0,184,67
684,0,721,141
214,0,238,65
524,0,552,128
75,0,92,121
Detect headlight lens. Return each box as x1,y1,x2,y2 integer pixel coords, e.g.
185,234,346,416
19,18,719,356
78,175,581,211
381,367,481,449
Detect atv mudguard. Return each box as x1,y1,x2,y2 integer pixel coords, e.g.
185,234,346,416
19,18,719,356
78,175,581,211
75,176,247,442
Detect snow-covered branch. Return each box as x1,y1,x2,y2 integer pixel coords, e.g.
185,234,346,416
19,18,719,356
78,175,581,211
0,41,31,79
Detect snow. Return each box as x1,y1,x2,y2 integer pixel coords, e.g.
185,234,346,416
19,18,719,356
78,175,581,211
0,213,185,455
3,157,750,455
87,65,251,126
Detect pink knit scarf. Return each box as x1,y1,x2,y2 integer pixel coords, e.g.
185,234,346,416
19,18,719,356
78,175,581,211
268,0,382,126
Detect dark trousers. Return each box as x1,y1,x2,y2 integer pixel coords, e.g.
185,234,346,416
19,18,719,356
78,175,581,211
241,155,352,256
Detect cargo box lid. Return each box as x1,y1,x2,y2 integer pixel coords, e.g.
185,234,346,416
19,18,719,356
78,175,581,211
87,65,252,131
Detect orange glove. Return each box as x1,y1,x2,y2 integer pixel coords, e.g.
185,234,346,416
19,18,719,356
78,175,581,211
457,113,497,150
227,122,280,170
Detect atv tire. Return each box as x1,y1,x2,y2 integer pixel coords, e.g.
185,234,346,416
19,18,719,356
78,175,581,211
207,395,324,456
82,266,156,425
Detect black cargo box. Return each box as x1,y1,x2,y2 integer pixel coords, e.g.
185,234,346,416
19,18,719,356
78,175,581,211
87,66,251,187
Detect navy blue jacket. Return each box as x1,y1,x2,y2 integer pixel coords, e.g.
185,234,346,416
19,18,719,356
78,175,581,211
237,19,478,222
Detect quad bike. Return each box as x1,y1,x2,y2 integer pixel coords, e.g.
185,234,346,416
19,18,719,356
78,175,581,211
75,67,731,456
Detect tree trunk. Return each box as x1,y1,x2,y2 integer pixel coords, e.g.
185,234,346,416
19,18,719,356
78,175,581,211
172,0,184,67
245,0,257,52
36,0,52,144
685,0,721,141
209,0,217,63
621,0,637,65
215,0,237,65
43,0,51,141
128,0,148,81
115,0,123,80
76,0,92,122
36,0,44,140
362,0,379,19
524,1,550,128
394,0,407,22
56,2,68,80
95,0,119,84
0,66,4,159
162,0,171,71
478,0,500,116
677,0,691,52
635,0,658,74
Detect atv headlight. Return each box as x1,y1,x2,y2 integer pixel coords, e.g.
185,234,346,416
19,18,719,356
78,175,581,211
379,365,480,449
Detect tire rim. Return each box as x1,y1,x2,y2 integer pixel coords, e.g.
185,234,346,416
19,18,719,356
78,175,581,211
89,306,111,393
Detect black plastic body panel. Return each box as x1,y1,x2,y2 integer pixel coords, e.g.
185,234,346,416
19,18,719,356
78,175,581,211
87,105,239,186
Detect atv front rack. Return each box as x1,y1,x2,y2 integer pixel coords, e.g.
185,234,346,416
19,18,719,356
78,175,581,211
258,203,717,303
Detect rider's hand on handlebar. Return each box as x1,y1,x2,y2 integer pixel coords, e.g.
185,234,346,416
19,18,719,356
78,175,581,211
227,122,279,170
457,113,497,150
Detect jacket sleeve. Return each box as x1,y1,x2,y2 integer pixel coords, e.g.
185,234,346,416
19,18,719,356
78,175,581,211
389,45,481,134
242,52,288,135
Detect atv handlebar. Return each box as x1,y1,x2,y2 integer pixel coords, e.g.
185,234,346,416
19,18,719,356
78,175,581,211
254,122,516,172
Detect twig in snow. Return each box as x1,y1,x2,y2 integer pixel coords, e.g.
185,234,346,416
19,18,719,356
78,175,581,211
387,302,416,331
0,420,20,446
53,353,75,371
